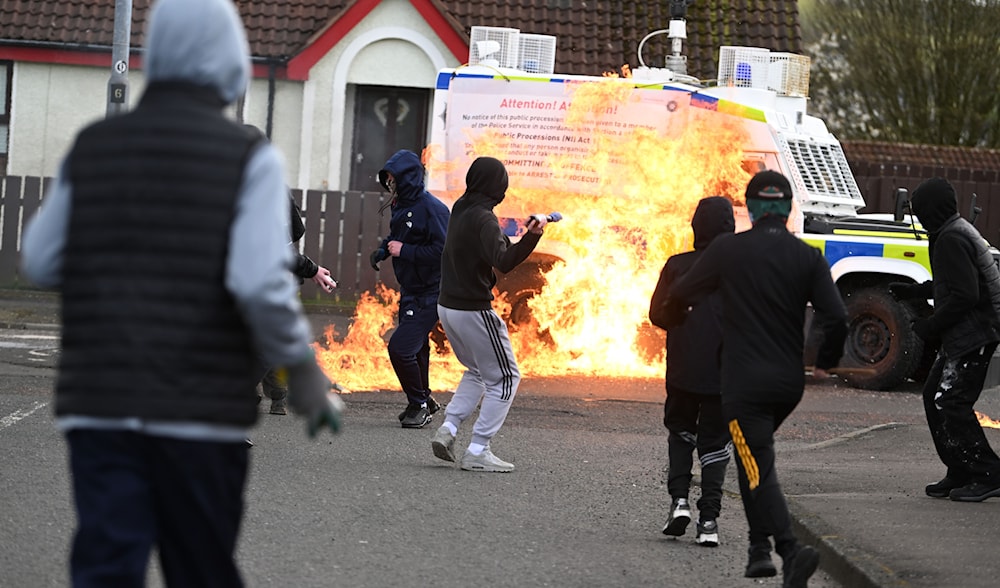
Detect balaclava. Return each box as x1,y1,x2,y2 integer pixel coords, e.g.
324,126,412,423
910,177,958,233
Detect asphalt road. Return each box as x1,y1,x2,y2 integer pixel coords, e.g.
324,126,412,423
0,325,868,587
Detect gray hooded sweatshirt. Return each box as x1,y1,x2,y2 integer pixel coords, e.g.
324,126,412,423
20,0,313,439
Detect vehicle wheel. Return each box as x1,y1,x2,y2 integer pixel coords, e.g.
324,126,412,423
496,263,547,327
839,287,924,390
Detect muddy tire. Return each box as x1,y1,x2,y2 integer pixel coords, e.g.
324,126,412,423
496,263,549,326
839,287,924,390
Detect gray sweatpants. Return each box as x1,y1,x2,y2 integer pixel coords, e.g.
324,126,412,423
438,305,521,446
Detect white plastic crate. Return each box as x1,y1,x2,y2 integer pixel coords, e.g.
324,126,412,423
518,33,556,74
768,52,811,97
717,46,770,89
469,26,520,68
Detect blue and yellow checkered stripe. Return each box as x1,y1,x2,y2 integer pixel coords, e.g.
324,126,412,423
799,237,931,272
436,71,767,122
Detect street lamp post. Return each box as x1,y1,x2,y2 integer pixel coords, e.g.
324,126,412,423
106,0,132,117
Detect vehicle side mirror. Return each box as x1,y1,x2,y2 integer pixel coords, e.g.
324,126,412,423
893,187,909,223
969,192,982,225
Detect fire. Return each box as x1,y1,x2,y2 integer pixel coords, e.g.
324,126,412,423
316,77,752,391
977,411,1000,429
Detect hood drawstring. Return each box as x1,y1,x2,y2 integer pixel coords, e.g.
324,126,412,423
378,196,397,216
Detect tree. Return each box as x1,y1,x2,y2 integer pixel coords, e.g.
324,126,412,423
801,0,1000,148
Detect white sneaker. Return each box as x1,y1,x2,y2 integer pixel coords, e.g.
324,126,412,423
662,498,691,536
431,426,456,462
695,519,719,547
460,447,514,472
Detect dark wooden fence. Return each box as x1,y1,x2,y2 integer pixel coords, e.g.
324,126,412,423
3,165,1000,297
0,176,398,301
853,163,1000,247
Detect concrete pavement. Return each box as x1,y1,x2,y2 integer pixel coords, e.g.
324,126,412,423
3,288,1000,587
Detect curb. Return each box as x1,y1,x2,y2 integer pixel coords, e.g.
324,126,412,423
787,496,905,588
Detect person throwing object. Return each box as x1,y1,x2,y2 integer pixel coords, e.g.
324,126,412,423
431,156,548,472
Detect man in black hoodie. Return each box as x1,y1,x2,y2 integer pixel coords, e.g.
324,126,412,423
667,170,847,588
890,177,1000,502
649,196,734,549
430,157,547,472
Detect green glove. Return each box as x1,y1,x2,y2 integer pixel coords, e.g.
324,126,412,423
281,354,345,437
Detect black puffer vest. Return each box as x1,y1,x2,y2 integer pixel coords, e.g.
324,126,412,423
935,217,1000,358
57,82,262,426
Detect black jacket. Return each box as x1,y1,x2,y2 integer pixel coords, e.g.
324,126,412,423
921,217,1000,357
59,82,261,425
288,196,318,280
439,157,540,310
649,197,734,395
377,150,450,297
667,215,848,404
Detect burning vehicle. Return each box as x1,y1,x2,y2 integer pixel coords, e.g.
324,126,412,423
415,23,959,392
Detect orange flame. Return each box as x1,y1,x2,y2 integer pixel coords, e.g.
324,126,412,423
977,411,1000,429
317,77,752,392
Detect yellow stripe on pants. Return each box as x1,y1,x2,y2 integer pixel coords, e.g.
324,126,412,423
729,419,760,490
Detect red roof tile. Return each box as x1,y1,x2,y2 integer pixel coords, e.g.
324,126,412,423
0,0,801,78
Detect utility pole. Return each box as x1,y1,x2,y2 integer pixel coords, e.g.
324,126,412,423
106,0,132,117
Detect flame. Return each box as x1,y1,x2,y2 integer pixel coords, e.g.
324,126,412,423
977,411,1000,429
317,77,753,391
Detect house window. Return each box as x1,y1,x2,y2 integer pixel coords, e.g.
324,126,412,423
349,85,429,191
0,61,10,176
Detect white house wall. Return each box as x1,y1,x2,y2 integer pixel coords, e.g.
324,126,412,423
243,76,304,186
9,62,143,177
297,0,456,191
7,0,461,192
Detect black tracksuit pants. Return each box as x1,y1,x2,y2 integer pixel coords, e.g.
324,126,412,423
724,400,800,564
388,293,439,406
923,342,1000,484
663,388,730,520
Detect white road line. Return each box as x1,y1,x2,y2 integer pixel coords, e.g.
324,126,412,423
5,334,59,341
0,401,48,430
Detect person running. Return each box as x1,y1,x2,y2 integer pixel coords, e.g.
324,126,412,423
370,150,451,428
666,170,848,587
649,196,735,547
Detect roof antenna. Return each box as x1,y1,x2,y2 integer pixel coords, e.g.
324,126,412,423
895,187,922,241
664,0,694,76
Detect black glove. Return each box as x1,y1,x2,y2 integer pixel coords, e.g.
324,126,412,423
370,247,388,271
281,353,345,437
911,318,936,343
889,282,920,301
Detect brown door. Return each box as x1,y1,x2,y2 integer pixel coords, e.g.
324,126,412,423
349,85,429,191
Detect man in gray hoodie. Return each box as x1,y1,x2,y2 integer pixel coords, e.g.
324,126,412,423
19,0,343,585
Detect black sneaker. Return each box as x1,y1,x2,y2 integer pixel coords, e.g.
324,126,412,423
926,476,966,498
661,498,691,537
782,546,819,588
695,518,719,547
269,397,287,416
949,480,1000,502
745,556,777,578
400,405,431,429
398,396,444,421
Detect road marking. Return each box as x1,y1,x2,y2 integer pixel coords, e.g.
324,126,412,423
4,334,59,340
0,401,48,430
